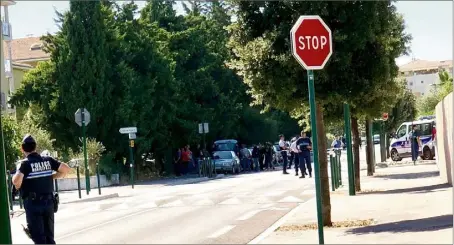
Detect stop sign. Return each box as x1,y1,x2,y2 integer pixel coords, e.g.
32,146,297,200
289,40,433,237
290,16,333,70
383,113,389,121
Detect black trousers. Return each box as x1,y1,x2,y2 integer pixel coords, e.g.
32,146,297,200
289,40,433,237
289,152,294,168
298,152,312,176
24,199,55,244
281,151,288,173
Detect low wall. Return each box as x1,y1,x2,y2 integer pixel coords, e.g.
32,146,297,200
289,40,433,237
435,92,453,186
54,174,120,191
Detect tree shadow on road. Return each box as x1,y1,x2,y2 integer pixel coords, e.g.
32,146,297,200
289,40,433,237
346,214,453,234
359,183,451,195
373,171,439,180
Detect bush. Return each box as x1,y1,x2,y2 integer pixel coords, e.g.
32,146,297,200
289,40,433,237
2,115,21,170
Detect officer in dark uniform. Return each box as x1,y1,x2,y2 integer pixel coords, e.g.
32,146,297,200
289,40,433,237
12,135,70,244
295,131,313,178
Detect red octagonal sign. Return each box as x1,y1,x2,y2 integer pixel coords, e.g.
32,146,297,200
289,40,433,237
290,15,333,70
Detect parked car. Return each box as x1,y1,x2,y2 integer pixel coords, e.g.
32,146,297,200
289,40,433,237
212,151,241,174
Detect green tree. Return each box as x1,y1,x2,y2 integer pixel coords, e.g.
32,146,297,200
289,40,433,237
417,70,453,116
229,1,410,225
2,115,21,170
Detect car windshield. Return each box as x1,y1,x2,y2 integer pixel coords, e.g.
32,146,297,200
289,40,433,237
214,143,235,151
213,151,233,159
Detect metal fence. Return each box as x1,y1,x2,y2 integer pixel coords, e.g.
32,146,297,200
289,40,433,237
198,157,216,178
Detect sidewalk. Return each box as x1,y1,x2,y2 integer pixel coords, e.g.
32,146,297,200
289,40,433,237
255,162,453,244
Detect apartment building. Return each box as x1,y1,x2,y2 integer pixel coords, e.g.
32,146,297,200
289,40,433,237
399,59,453,97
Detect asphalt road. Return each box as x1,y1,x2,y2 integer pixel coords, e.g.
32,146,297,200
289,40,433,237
10,144,383,244
11,170,317,244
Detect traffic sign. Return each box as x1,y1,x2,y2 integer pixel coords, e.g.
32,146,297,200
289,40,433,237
382,113,389,121
290,15,333,70
119,127,137,134
74,108,90,127
198,123,209,134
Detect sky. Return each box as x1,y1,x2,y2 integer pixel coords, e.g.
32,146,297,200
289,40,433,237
3,1,453,66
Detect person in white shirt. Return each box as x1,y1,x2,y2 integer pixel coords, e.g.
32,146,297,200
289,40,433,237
290,136,301,176
279,135,289,174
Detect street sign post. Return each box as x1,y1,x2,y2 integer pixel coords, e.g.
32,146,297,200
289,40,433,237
75,108,91,195
291,15,333,244
198,123,209,150
120,127,137,188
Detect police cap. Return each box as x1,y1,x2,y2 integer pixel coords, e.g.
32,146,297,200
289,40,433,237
22,134,36,144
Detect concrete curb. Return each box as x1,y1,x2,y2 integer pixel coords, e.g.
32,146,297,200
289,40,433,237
248,196,316,244
62,193,119,204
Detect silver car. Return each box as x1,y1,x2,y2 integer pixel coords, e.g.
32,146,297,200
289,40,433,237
213,151,241,174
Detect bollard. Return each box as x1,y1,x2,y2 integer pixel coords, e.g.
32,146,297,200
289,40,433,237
96,163,101,195
209,158,213,178
198,159,202,177
76,166,82,199
330,156,335,191
7,171,13,211
338,151,342,186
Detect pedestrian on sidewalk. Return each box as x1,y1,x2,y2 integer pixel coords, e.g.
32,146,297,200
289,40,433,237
296,131,313,178
12,134,71,244
279,135,290,174
410,125,422,164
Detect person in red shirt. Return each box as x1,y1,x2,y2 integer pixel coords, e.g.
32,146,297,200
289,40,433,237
432,125,437,141
180,145,193,175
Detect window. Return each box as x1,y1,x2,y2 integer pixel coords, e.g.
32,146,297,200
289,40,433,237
421,80,424,83
396,125,408,138
409,82,413,86
422,93,425,96
30,43,43,51
415,123,433,136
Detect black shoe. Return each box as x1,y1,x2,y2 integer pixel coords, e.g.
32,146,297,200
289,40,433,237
283,172,289,175
309,173,312,178
295,173,299,176
299,175,305,179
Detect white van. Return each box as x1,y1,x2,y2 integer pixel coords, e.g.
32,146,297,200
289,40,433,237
389,119,436,161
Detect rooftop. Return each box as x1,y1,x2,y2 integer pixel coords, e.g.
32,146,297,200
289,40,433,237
0,0,15,6
3,36,50,62
399,59,453,73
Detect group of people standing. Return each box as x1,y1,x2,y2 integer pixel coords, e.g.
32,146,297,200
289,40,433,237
282,131,313,178
250,143,276,172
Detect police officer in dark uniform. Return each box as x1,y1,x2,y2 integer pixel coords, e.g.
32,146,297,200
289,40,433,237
12,135,70,244
295,131,313,178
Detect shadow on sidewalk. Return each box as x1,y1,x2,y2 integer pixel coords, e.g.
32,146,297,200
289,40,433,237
346,214,453,234
360,183,451,195
373,171,439,180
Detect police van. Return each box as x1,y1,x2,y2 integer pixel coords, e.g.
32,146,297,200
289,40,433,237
389,119,436,161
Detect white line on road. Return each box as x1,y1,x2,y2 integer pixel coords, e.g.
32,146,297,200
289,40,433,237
55,208,157,241
236,210,262,221
207,225,236,238
248,198,314,244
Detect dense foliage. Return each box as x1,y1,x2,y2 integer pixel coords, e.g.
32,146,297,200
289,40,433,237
10,0,300,176
416,70,453,116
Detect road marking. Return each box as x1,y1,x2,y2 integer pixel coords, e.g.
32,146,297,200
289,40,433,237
106,203,129,211
248,201,310,244
219,197,242,205
56,208,157,240
237,210,262,221
277,196,304,203
259,203,274,209
263,191,285,197
135,202,157,209
193,198,215,206
207,225,236,238
161,199,184,207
